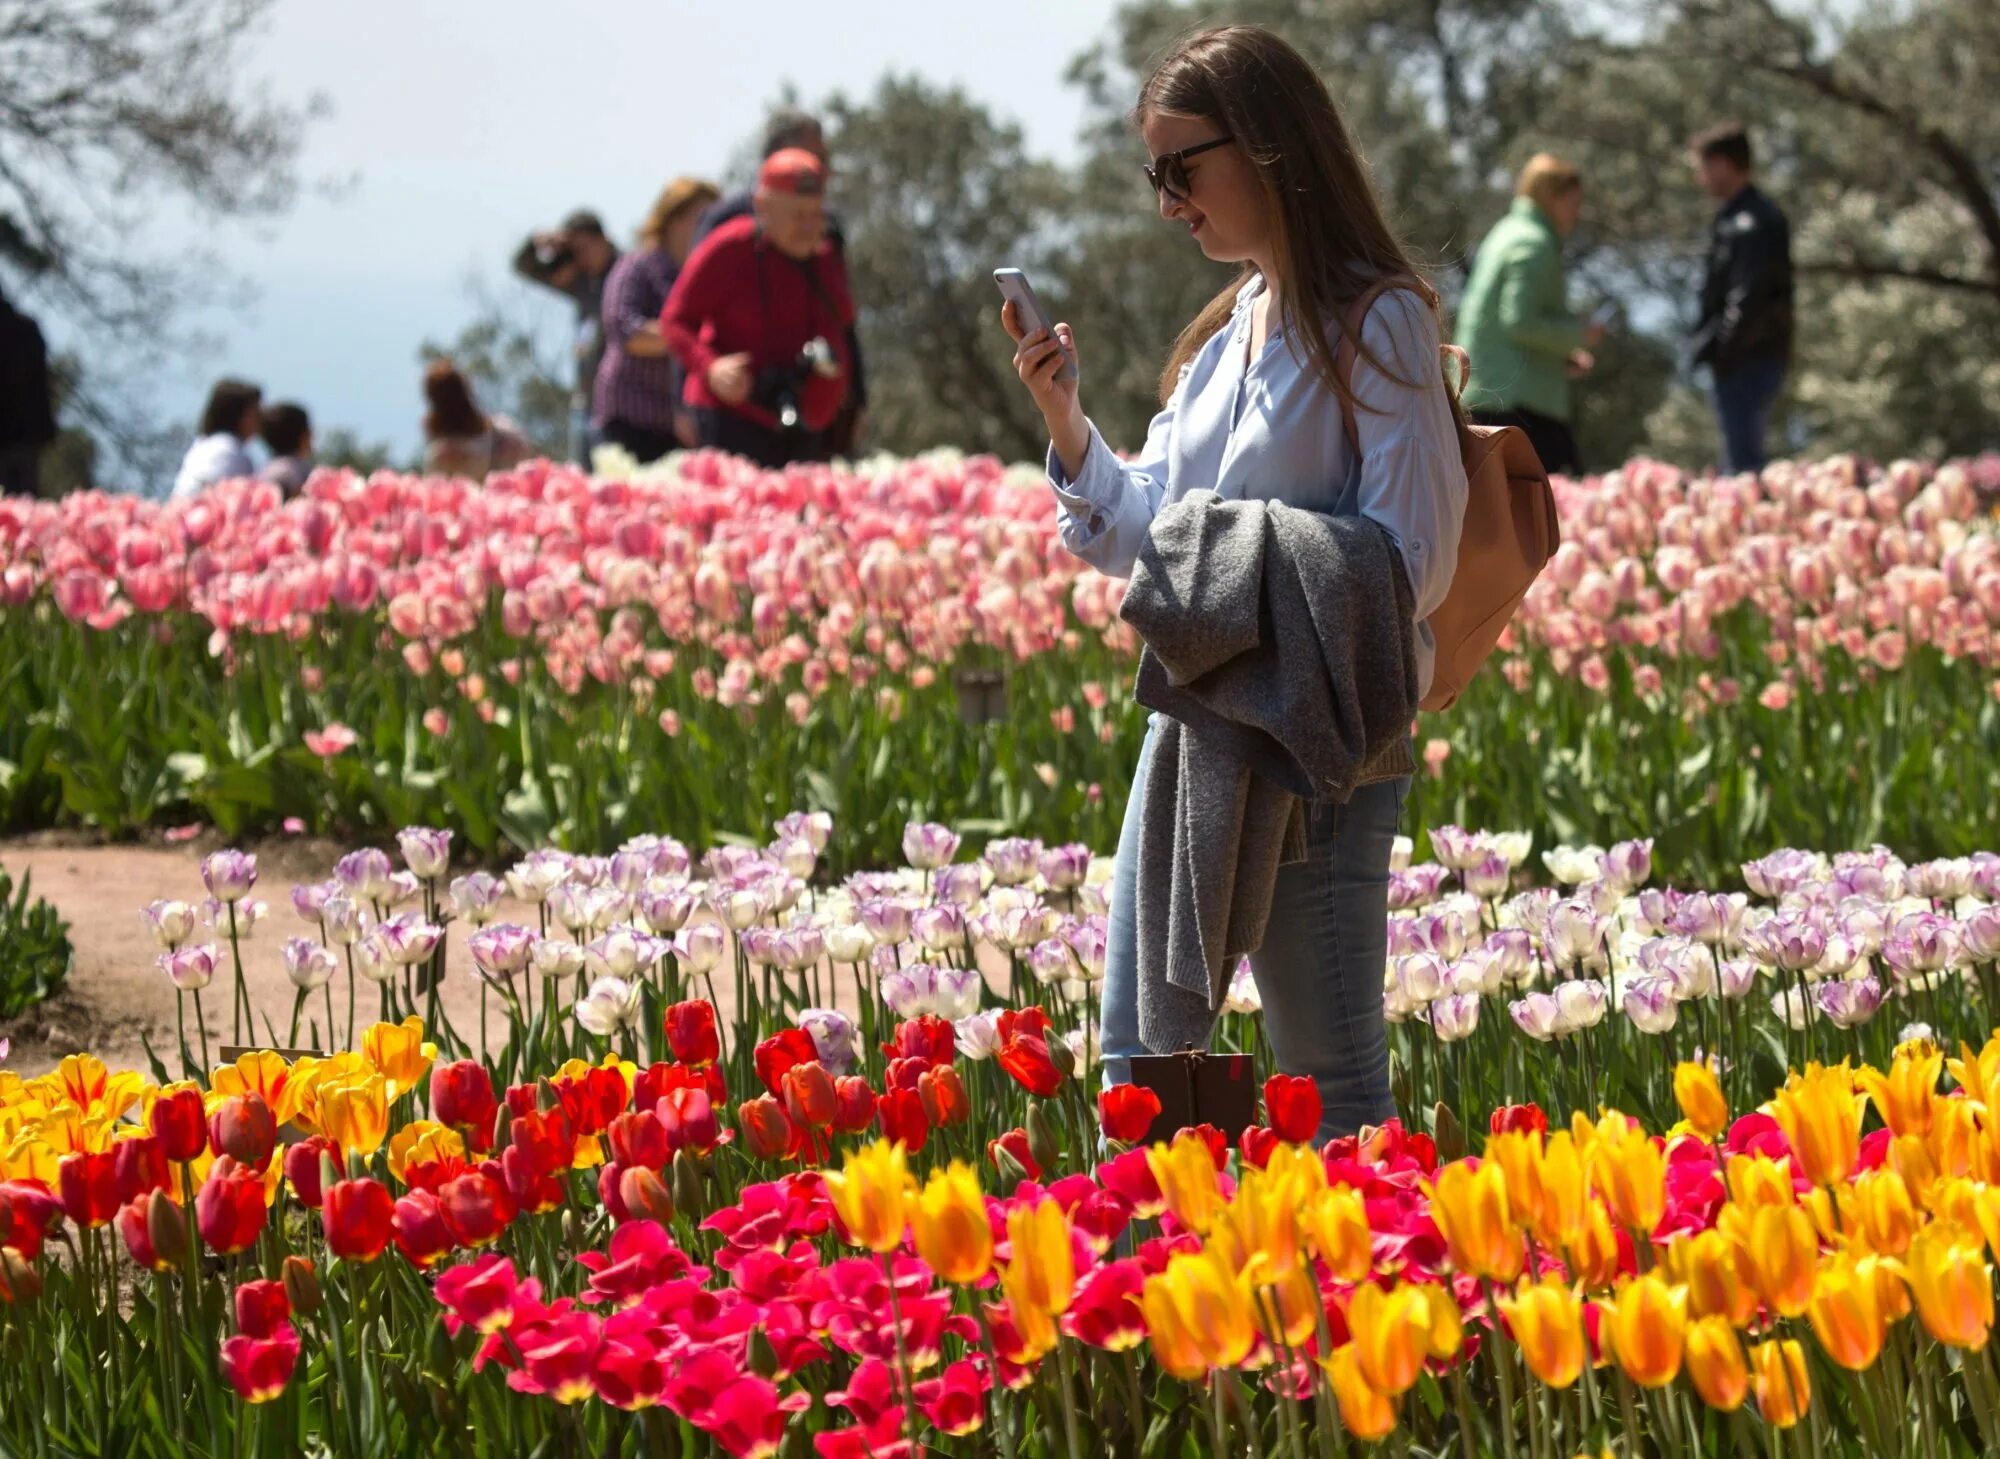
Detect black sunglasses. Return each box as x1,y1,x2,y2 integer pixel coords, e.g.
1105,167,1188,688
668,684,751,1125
1143,135,1233,202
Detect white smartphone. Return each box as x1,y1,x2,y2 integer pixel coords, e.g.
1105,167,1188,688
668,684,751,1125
993,267,1076,381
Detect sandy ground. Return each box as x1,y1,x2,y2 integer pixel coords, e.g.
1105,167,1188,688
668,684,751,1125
0,834,1016,1081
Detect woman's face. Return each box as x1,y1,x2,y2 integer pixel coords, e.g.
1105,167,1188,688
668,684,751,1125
664,209,705,265
1141,110,1269,266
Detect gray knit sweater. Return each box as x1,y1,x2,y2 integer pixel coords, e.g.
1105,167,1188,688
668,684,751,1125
1118,490,1421,1056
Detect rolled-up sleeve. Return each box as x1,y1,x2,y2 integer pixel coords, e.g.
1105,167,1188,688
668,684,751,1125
1045,393,1177,580
1348,291,1466,623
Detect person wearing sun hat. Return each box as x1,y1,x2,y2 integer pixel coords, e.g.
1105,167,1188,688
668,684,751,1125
660,147,857,468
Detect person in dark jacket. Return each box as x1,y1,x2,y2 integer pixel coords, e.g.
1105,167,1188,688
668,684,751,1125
0,287,57,497
1688,122,1794,476
513,209,619,466
693,110,867,456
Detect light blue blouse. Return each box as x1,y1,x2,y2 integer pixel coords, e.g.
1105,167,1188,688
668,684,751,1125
1048,277,1466,694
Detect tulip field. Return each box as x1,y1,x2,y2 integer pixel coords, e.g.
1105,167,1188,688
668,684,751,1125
5,818,2000,1457
0,450,1996,881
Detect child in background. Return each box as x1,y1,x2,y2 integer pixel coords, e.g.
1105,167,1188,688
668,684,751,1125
259,402,314,498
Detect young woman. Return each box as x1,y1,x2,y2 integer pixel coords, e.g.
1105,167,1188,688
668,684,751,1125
420,360,531,479
1001,24,1467,1141
594,176,721,463
171,378,262,500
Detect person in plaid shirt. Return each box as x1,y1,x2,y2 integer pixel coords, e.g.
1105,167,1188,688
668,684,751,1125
593,177,719,464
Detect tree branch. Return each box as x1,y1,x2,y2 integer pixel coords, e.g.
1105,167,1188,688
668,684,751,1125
1795,260,1999,297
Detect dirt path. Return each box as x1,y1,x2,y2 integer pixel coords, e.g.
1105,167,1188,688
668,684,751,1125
0,836,1017,1081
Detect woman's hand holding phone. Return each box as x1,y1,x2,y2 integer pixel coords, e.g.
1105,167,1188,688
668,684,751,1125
1001,300,1090,478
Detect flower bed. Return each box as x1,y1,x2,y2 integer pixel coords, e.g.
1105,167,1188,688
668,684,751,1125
0,451,1995,879
5,817,2000,1455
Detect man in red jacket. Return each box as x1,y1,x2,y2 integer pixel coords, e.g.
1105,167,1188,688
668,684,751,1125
661,148,855,468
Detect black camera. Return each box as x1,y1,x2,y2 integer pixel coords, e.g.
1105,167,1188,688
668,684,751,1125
754,337,841,432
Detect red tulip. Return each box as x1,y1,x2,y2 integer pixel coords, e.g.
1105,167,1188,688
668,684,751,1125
116,1191,186,1271
438,1170,513,1248
435,1252,526,1334
282,1136,344,1210
884,1014,955,1068
914,1357,988,1436
392,1190,455,1268
664,999,721,1066
282,1255,322,1315
884,1056,928,1093
832,1077,877,1134
58,1151,120,1229
705,1375,805,1458
1099,1085,1162,1144
738,1095,797,1160
552,1065,629,1137
430,1060,499,1140
501,1146,567,1216
234,1279,291,1340
659,1086,723,1153
920,1066,971,1129
1490,1103,1550,1137
0,1249,42,1305
1186,1123,1231,1169
1097,1148,1165,1218
197,1156,269,1256
997,1027,1062,1098
782,1061,837,1130
997,1007,1052,1043
635,1060,728,1114
0,1180,65,1260
1065,1259,1149,1350
598,1162,633,1223
754,1028,818,1097
148,1086,208,1163
509,1310,601,1403
1239,1125,1280,1169
208,1093,279,1170
593,1322,672,1410
877,1087,931,1154
114,1134,170,1203
219,1328,300,1404
508,1108,577,1179
606,1111,669,1170
323,1178,395,1262
616,1166,676,1226
1263,1074,1321,1145
987,1127,1039,1181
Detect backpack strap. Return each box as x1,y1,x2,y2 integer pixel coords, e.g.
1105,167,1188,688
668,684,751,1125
1333,274,1426,455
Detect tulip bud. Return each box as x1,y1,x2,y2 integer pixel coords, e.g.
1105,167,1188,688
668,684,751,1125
146,1189,191,1267
1025,1102,1060,1175
1432,1102,1466,1165
992,1144,1031,1189
561,1206,581,1251
672,1147,705,1223
283,1256,323,1315
618,1166,675,1226
1,1249,42,1304
1048,1033,1076,1079
208,1093,279,1170
747,1326,780,1380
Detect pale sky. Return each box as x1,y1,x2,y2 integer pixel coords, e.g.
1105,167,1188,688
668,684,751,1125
140,0,1126,469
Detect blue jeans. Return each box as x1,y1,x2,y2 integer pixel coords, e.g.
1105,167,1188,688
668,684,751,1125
1099,717,1408,1143
569,408,598,469
1712,356,1786,476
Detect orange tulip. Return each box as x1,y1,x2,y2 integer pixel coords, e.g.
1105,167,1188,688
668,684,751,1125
1484,1131,1548,1232
1302,1185,1372,1283
1146,1132,1224,1236
1906,1221,1994,1350
1606,1273,1686,1388
1672,1229,1757,1325
1684,1315,1749,1412
1770,1063,1860,1188
1322,1343,1399,1442
1566,1198,1624,1292
1858,1042,1941,1138
1347,1282,1434,1396
1808,1251,1894,1371
910,1162,992,1286
1251,1263,1322,1349
1734,1202,1818,1318
1674,1061,1729,1141
1927,1096,1983,1182
1430,1160,1524,1283
1589,1119,1665,1235
1841,1168,1919,1257
1749,1338,1811,1428
1498,1275,1585,1389
1535,1132,1589,1248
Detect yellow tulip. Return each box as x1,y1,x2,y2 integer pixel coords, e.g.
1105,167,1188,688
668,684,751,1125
1302,1185,1373,1283
30,1054,146,1122
1003,1197,1076,1316
1498,1275,1585,1389
385,1120,465,1185
1906,1221,1994,1350
1674,1061,1730,1141
1684,1315,1749,1412
1749,1338,1811,1428
1858,1043,1940,1138
1770,1063,1860,1188
1589,1117,1665,1235
317,1072,390,1158
1566,1198,1624,1292
1948,1035,2000,1100
1724,1152,1797,1210
287,1052,370,1134
1733,1201,1818,1318
1146,1132,1224,1235
1606,1273,1686,1388
1807,1251,1893,1371
1223,1165,1302,1282
1841,1168,1919,1257
1251,1264,1321,1349
208,1050,305,1127
1001,1287,1060,1368
1927,1096,1983,1182
1419,1281,1463,1361
1536,1132,1589,1248
824,1139,911,1255
1430,1160,1524,1283
1347,1282,1434,1396
361,1016,438,1098
1671,1228,1757,1325
1886,1132,1941,1206
1261,1142,1327,1201
1322,1343,1399,1442
910,1162,993,1286
1485,1131,1548,1230
1140,1248,1255,1378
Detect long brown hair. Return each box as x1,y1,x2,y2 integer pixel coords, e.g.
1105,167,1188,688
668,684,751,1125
638,176,721,251
422,359,487,440
1139,25,1440,412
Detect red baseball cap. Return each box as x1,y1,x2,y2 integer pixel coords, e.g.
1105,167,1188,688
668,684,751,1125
757,147,826,198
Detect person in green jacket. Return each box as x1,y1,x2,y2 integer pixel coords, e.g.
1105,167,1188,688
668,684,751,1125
1454,154,1603,475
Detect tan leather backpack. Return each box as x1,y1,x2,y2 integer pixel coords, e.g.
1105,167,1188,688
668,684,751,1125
1334,276,1560,712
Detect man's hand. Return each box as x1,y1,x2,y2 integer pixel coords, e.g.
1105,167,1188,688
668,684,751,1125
707,353,755,406
674,409,698,449
1567,349,1597,378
